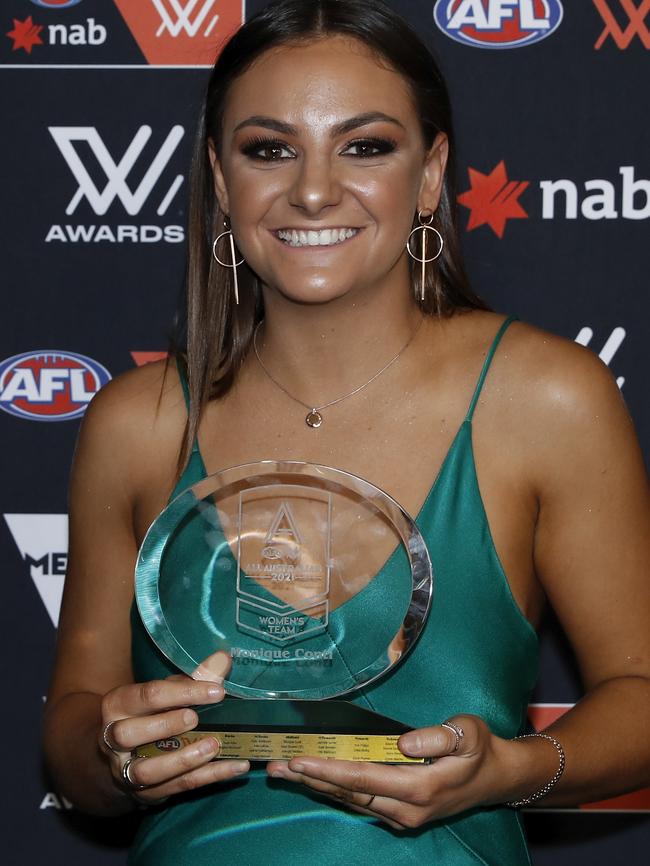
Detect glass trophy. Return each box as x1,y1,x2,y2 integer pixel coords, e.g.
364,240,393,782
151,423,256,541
135,461,433,764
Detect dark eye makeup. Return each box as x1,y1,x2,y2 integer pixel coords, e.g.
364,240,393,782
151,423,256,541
239,135,398,162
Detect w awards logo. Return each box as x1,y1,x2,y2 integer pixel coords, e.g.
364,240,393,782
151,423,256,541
47,125,185,244
4,514,68,627
114,0,245,66
235,495,332,646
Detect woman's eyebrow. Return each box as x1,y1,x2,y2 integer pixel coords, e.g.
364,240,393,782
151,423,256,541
232,111,406,137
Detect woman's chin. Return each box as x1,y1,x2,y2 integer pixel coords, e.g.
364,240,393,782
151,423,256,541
265,281,358,307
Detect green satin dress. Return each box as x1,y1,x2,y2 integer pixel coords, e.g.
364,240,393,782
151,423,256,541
129,314,538,866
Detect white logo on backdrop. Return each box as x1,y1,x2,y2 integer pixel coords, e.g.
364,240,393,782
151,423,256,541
575,326,626,388
4,514,68,627
541,167,650,220
48,125,185,216
152,0,220,37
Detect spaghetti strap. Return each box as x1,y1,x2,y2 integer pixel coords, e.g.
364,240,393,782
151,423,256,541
466,314,518,422
175,356,191,412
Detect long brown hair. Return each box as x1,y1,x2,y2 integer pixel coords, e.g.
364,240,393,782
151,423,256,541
174,0,489,472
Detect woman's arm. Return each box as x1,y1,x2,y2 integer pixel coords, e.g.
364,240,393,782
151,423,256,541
520,337,650,803
43,365,249,816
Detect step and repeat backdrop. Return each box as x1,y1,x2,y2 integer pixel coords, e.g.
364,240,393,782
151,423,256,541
1,1,648,864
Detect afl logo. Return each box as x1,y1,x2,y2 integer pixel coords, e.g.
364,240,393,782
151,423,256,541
433,0,563,49
0,350,111,422
155,738,181,751
30,1,83,8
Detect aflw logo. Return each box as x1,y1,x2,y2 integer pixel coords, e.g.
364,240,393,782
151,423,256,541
114,0,243,66
153,0,220,37
47,126,185,244
4,514,68,627
49,126,184,216
593,0,650,50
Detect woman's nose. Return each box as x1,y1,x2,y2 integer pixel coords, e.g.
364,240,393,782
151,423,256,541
288,153,343,215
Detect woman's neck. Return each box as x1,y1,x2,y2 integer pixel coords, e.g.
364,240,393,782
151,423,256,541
251,279,423,406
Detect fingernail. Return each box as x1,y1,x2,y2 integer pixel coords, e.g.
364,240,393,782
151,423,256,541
399,735,419,754
193,665,224,686
206,685,224,699
197,737,220,755
231,761,249,774
268,769,285,779
290,762,305,773
182,709,196,726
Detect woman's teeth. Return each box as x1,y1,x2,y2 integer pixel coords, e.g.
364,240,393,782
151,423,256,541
276,228,358,247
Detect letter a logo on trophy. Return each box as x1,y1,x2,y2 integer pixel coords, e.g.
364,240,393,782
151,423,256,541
236,493,331,644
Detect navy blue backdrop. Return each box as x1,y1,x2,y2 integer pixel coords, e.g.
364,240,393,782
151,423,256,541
1,1,648,863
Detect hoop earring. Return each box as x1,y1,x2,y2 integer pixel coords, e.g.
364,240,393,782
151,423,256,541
212,217,245,305
406,211,444,302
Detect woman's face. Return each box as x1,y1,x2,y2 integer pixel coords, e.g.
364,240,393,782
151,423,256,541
211,35,447,305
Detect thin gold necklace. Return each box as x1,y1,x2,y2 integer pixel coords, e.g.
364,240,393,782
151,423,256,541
252,317,424,428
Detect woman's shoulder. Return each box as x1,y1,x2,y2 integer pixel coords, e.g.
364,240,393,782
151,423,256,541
461,311,636,484
498,313,624,421
75,358,187,489
456,309,624,420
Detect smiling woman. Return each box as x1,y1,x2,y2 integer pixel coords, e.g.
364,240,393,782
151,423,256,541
42,2,650,866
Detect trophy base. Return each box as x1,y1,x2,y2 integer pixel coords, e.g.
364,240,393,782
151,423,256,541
135,698,427,764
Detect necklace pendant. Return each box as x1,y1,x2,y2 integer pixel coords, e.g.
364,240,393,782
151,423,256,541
305,409,323,428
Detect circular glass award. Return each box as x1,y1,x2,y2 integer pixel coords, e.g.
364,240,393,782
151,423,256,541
135,461,433,763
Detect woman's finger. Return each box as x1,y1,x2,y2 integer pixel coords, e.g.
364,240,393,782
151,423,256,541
133,756,251,803
103,707,199,753
192,650,232,683
268,764,416,829
102,677,225,721
269,757,425,804
124,737,223,788
398,716,478,759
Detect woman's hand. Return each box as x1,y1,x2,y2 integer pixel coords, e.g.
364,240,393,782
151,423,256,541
99,653,250,806
266,715,530,830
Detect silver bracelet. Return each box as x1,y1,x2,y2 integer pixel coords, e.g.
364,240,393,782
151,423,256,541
506,732,566,808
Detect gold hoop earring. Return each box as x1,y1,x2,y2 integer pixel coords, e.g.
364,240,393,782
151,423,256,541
406,211,444,302
212,217,245,305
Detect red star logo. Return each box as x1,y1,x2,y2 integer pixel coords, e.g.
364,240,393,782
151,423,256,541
458,161,529,238
6,16,44,54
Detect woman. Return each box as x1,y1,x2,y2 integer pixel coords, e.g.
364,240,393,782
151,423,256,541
43,1,650,864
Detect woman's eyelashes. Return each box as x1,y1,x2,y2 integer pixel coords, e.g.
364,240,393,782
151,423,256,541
341,137,398,158
239,135,398,162
240,137,295,161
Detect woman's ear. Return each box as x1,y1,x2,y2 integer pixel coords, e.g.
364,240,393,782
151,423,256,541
418,132,449,213
207,139,230,215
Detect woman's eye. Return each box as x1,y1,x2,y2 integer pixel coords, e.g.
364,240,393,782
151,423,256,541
240,138,295,162
342,138,397,158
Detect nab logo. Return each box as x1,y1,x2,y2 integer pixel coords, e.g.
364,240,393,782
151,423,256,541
6,14,106,53
47,126,185,244
0,350,111,421
593,0,650,50
4,514,68,627
458,161,529,237
114,0,244,66
434,0,563,49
